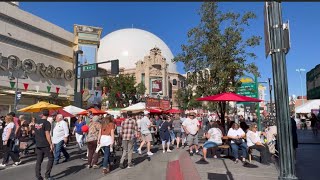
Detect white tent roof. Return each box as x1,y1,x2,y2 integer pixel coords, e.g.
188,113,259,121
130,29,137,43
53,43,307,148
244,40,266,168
63,105,85,115
295,100,320,114
106,110,122,117
121,102,145,113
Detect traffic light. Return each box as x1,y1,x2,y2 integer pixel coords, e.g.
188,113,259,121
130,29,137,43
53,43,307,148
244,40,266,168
111,60,119,75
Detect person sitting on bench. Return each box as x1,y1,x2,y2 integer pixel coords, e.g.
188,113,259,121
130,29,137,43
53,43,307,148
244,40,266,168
199,122,222,163
227,122,248,164
246,123,271,165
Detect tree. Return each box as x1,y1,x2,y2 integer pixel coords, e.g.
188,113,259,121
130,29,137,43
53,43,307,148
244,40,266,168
173,2,261,126
136,82,147,96
100,74,137,108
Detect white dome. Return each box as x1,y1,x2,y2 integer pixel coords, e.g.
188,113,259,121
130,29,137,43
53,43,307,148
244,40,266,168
97,28,177,73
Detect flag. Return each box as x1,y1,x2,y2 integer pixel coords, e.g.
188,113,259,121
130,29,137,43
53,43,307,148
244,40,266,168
10,81,16,89
23,83,29,91
56,87,60,94
47,86,51,93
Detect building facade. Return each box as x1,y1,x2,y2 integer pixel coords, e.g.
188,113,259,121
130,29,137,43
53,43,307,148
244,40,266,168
0,2,75,115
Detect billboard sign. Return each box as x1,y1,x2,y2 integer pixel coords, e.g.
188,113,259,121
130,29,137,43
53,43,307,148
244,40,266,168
151,79,162,93
146,98,170,110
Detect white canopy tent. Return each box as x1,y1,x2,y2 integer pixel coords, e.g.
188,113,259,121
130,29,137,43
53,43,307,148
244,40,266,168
106,109,122,117
121,102,146,113
295,100,320,114
63,105,85,115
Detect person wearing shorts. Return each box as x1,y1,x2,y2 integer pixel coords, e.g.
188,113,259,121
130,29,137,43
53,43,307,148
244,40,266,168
137,112,153,156
172,114,182,149
200,122,222,163
182,112,200,156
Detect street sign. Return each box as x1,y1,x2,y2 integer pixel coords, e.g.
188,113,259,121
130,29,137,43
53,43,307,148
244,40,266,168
16,91,22,102
237,83,258,98
81,64,98,78
83,64,96,71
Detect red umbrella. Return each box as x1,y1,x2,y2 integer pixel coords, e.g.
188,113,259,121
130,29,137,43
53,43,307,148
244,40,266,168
165,108,181,114
147,108,163,114
197,92,262,102
50,109,75,117
77,108,106,115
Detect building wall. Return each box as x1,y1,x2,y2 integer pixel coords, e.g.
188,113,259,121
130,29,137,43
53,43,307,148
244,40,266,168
0,2,75,110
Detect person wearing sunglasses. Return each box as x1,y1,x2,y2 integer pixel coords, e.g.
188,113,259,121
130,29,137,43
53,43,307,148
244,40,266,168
246,123,271,165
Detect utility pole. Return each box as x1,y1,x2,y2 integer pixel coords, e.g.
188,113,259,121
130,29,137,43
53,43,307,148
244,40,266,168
265,2,297,180
268,78,273,114
296,68,305,105
74,50,83,107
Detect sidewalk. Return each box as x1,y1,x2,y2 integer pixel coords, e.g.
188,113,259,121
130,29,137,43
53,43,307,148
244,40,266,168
98,148,183,180
296,129,320,180
190,152,278,180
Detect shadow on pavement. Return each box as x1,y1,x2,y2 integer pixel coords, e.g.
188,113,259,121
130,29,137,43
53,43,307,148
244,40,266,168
222,159,234,180
53,164,86,179
208,173,229,180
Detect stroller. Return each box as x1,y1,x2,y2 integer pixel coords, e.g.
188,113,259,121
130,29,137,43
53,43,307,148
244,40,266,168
20,137,36,155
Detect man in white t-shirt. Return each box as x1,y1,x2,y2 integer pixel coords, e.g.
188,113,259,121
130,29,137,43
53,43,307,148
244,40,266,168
200,122,222,163
182,112,200,156
137,111,153,156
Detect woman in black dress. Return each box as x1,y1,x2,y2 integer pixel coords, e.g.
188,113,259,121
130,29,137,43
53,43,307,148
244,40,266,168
159,115,171,153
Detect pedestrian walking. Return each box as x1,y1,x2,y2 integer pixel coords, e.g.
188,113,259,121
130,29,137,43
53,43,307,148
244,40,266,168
86,116,101,169
172,114,182,149
154,114,163,145
168,116,175,146
137,111,153,156
0,115,21,169
52,114,70,165
119,111,138,169
34,109,54,180
73,115,86,153
182,111,200,156
310,113,318,136
97,116,115,174
159,115,172,153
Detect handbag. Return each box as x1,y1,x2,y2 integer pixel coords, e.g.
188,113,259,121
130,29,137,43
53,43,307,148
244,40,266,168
234,138,243,145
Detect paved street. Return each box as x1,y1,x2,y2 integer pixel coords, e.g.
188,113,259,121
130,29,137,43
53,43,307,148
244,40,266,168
1,130,320,180
296,130,320,180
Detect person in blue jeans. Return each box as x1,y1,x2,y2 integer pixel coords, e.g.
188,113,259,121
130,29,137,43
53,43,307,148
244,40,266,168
98,116,115,174
227,123,248,164
52,114,70,165
199,122,222,163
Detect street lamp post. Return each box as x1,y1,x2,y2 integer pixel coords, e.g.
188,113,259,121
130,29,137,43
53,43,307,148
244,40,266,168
296,68,305,105
9,71,28,113
265,2,297,179
268,78,273,114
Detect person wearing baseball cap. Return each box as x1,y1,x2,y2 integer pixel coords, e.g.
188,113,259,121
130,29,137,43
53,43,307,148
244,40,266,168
182,111,200,156
137,111,153,156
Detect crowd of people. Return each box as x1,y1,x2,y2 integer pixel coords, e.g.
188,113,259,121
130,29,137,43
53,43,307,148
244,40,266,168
0,108,302,180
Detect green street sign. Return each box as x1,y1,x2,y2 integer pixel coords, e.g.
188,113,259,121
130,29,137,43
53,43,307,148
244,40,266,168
83,64,96,71
237,83,257,98
81,64,98,78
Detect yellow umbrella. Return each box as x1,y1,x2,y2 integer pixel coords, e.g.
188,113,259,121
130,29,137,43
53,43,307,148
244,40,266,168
18,101,62,113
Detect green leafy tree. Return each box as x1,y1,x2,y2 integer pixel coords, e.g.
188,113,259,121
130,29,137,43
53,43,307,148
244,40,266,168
173,2,261,126
136,82,147,96
100,75,136,108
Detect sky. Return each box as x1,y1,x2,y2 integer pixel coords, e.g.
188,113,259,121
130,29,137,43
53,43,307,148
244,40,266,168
19,2,320,100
